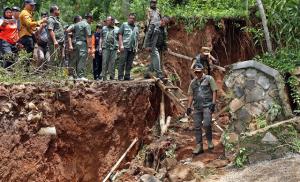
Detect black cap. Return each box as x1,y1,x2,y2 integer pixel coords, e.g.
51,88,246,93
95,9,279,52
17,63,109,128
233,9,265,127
12,6,21,12
96,24,102,29
24,0,36,5
85,13,93,18
193,63,204,71
41,12,48,16
3,7,12,12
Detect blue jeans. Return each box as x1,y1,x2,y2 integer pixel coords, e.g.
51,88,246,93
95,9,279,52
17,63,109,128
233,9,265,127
0,39,17,68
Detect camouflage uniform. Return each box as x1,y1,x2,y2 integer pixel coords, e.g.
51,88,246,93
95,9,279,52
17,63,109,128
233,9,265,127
47,16,65,66
101,26,119,80
67,19,92,78
118,22,139,80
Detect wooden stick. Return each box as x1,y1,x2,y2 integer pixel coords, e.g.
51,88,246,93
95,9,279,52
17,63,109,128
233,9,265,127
167,50,193,61
161,116,172,135
160,94,166,135
102,138,138,182
244,117,300,137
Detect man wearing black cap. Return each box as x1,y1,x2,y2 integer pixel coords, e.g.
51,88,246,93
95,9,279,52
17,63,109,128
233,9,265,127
66,13,93,80
19,0,47,54
187,63,218,155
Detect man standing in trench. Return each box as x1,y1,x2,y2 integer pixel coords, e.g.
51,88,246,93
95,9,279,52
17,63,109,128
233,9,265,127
193,47,218,75
186,63,218,155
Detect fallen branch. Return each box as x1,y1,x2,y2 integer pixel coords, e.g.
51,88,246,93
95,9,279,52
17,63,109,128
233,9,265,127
102,138,138,182
244,117,300,137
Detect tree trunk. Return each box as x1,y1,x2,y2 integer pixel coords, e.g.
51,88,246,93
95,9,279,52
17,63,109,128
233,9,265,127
256,0,273,53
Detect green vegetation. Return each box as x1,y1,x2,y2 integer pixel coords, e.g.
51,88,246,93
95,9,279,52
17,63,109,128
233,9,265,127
234,147,248,167
255,115,267,129
0,50,68,83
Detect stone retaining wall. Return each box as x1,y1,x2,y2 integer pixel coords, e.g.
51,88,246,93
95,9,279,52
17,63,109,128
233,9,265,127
224,60,292,133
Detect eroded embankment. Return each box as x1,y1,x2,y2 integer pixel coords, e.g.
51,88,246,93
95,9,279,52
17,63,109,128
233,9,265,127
165,19,256,92
0,80,160,181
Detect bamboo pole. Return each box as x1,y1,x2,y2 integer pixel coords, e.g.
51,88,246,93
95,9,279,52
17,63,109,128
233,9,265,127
244,117,300,137
102,138,138,182
160,94,166,135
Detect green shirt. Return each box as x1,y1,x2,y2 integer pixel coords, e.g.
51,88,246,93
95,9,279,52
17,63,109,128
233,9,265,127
47,16,65,44
118,22,139,50
68,19,92,42
188,75,218,96
101,26,119,50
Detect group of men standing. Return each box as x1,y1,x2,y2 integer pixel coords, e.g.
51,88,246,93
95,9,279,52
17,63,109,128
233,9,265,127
0,0,171,82
0,0,219,155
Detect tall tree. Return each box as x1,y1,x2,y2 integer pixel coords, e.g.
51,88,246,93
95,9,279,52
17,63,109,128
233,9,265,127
256,0,273,53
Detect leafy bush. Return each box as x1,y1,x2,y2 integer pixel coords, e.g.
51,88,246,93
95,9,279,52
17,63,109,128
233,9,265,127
234,147,248,168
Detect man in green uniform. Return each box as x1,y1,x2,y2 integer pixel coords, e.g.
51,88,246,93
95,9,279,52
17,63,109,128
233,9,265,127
187,63,218,155
100,16,119,81
66,15,82,77
144,16,169,79
67,13,93,80
48,5,65,66
118,13,139,81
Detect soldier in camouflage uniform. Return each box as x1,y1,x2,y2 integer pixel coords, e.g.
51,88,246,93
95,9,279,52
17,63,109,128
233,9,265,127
66,13,93,80
100,16,119,81
118,13,139,81
48,5,65,66
186,63,218,155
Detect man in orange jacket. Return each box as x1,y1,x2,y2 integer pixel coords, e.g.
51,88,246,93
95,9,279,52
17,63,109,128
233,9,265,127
19,0,47,54
0,7,19,68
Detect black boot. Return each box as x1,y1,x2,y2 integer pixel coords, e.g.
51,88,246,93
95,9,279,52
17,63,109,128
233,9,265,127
193,143,204,155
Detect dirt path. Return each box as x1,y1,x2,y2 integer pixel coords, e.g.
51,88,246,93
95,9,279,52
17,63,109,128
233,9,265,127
206,154,300,182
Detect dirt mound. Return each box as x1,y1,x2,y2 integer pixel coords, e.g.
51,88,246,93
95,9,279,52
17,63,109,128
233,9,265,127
0,80,160,181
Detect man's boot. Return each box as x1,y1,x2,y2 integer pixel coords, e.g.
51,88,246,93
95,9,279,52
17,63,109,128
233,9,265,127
208,140,214,150
193,143,204,155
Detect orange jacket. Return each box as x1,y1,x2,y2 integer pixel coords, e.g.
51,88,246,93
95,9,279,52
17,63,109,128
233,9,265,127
0,19,19,44
91,34,96,53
